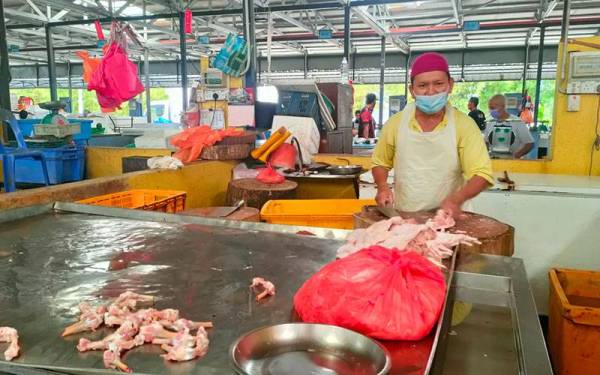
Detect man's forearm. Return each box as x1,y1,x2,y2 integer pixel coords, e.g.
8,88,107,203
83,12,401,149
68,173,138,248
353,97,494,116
372,166,390,189
514,143,534,159
449,175,490,205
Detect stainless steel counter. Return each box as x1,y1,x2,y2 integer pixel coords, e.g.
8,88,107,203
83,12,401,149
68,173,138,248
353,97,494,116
0,203,551,375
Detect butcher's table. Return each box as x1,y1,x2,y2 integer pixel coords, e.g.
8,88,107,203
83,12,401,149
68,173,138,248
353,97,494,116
0,203,552,375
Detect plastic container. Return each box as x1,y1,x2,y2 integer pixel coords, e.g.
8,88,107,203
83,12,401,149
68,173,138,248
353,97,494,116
34,123,81,138
11,119,92,142
548,268,600,375
78,190,187,213
68,119,93,141
260,199,376,229
13,119,41,139
7,144,85,184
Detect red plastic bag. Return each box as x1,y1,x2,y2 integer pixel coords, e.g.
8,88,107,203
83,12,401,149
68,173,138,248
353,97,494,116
269,143,297,170
256,164,285,184
294,246,446,341
171,126,242,163
88,42,144,111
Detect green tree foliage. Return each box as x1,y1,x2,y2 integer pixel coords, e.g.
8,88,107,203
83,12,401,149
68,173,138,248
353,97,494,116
10,88,169,117
353,80,556,124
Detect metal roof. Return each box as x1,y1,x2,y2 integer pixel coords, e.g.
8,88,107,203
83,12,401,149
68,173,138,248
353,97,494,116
4,1,600,59
3,0,599,81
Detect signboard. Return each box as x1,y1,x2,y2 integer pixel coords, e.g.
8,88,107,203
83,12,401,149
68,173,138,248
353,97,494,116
318,28,333,39
197,35,210,45
463,21,480,31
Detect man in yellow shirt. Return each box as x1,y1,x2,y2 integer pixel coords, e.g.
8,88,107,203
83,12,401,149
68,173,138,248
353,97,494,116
372,52,493,216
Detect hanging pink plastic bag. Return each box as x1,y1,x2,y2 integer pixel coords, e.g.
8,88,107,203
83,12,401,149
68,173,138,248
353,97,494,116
256,164,285,184
269,143,297,170
88,22,144,112
294,246,446,341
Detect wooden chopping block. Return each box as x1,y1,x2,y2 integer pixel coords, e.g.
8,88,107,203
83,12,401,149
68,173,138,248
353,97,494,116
354,206,514,256
226,178,298,210
179,206,260,222
200,143,253,160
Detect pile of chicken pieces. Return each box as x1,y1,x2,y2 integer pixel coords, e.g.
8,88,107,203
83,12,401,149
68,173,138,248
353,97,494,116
337,210,480,267
62,291,213,373
0,326,19,361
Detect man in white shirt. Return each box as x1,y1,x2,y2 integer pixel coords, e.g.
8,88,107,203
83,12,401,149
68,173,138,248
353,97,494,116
485,94,534,159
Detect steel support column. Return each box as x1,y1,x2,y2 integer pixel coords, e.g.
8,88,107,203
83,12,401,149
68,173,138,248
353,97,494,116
179,12,188,109
67,61,72,111
534,26,546,125
0,0,11,111
45,24,58,101
303,50,308,79
144,48,152,123
404,53,410,98
379,37,385,126
243,0,257,90
343,5,351,61
352,48,357,81
521,41,530,94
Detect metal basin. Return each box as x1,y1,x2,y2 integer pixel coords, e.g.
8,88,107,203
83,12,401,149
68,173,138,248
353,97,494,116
230,323,391,375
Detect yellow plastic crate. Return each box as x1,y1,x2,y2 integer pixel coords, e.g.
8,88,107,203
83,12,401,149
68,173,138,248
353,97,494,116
260,199,375,229
78,189,187,213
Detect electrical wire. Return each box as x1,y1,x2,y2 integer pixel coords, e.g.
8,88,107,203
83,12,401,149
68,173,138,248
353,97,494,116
589,96,600,176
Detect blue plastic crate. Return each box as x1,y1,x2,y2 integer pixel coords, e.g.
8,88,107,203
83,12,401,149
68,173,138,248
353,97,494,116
15,119,41,139
6,144,86,184
68,119,93,141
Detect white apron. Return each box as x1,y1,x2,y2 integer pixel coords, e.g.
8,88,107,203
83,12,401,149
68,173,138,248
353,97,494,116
394,103,465,212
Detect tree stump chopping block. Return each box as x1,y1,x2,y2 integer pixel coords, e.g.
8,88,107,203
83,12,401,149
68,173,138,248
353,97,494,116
354,206,514,256
226,178,298,210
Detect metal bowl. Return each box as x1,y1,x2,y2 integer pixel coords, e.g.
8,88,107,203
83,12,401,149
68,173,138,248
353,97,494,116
326,165,364,175
230,323,391,375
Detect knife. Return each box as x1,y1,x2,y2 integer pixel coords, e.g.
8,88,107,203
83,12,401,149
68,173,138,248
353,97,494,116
377,206,401,218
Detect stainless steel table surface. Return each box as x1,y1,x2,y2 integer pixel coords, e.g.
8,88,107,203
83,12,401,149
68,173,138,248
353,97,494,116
0,203,551,375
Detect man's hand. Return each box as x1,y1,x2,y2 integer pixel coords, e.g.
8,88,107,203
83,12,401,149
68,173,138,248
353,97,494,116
440,195,463,219
376,186,394,207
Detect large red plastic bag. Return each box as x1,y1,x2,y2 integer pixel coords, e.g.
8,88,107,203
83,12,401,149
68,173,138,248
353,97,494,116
88,43,144,111
293,246,446,341
256,164,285,184
269,143,297,169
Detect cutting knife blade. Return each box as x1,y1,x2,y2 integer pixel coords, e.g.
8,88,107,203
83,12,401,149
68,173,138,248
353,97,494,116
377,206,401,218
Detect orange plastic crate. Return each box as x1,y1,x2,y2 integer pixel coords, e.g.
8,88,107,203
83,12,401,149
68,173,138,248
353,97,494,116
78,189,187,213
549,268,600,375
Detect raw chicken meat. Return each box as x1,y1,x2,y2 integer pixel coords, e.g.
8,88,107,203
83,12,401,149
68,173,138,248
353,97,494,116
103,343,131,373
62,303,107,337
138,322,177,343
336,209,480,266
65,291,212,372
250,277,276,301
113,292,155,310
0,327,19,361
160,318,213,332
161,327,210,362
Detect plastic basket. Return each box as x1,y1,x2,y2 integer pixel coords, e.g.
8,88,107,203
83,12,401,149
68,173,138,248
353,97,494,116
34,123,81,138
260,199,375,229
549,268,600,375
78,189,187,213
5,144,85,184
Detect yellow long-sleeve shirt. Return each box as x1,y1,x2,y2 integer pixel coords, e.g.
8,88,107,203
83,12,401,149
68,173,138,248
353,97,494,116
372,107,494,184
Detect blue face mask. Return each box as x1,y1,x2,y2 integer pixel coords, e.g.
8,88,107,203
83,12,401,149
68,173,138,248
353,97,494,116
414,92,448,114
490,110,501,119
